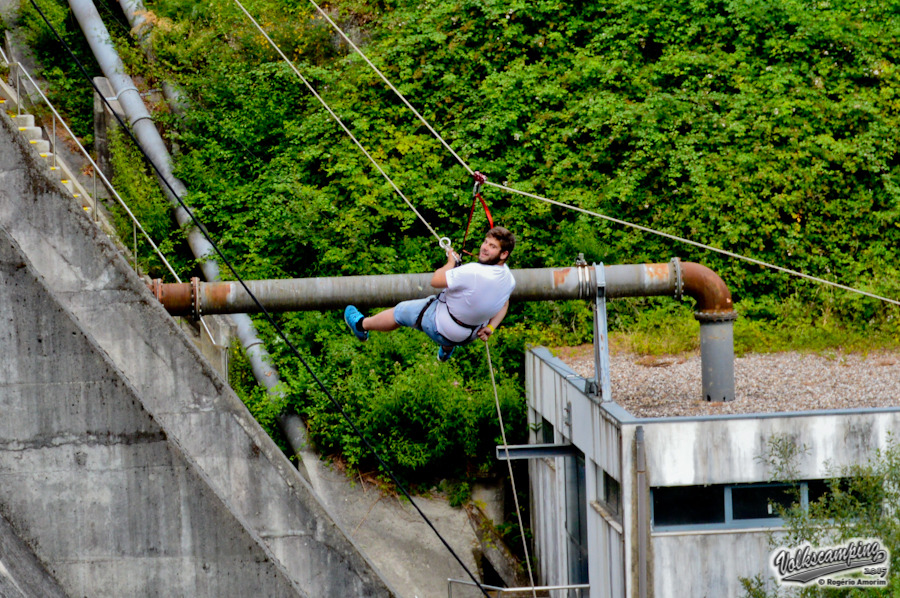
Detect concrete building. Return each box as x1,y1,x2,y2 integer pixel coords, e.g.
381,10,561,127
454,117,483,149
524,346,900,598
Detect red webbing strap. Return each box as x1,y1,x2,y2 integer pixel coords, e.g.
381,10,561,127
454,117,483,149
477,192,494,229
461,172,493,256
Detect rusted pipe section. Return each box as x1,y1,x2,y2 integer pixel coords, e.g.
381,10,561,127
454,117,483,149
680,262,737,402
149,277,195,316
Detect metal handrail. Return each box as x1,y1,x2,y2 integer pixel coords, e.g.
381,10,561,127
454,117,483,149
447,579,590,597
1,51,233,351
0,54,229,346
1,55,180,282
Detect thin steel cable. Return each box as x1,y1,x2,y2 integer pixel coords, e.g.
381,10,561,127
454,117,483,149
485,342,537,598
306,0,473,175
304,5,898,308
486,181,900,307
34,2,489,595
231,0,445,244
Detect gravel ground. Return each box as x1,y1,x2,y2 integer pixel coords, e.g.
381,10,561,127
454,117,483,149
555,346,900,418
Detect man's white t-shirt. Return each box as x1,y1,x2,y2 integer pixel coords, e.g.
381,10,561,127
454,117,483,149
434,263,516,343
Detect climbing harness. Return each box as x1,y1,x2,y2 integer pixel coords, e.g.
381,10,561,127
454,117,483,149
460,171,494,258
435,291,482,343
413,296,437,331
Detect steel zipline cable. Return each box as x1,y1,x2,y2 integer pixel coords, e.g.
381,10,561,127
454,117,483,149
308,1,900,308
484,181,900,307
30,1,492,595
234,5,541,590
305,0,475,178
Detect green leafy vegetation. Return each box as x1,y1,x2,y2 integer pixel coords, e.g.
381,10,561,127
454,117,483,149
14,0,104,144
741,436,900,597
107,127,194,278
228,338,291,454
11,0,900,492
253,309,525,485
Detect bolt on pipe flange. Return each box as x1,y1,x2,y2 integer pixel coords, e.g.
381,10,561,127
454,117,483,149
694,310,740,323
671,257,683,300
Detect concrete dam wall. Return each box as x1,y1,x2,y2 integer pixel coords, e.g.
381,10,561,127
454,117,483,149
0,108,398,596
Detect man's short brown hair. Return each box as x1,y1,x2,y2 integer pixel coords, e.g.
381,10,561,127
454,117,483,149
487,226,515,256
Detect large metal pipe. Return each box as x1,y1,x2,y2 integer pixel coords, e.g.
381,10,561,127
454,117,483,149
150,260,738,402
117,0,188,112
149,262,734,315
69,1,289,421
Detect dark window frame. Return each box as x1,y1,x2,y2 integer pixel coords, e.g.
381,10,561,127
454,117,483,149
651,480,837,531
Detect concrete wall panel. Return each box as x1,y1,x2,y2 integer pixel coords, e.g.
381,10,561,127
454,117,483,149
0,98,397,596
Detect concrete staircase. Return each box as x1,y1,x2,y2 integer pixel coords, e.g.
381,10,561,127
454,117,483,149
13,113,73,196
0,78,93,209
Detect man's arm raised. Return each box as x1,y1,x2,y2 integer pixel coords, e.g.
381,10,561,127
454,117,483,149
430,251,459,288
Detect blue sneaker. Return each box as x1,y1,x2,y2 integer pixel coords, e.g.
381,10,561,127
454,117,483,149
437,345,456,362
344,305,368,341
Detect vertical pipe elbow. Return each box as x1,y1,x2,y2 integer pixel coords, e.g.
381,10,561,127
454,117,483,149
681,262,737,322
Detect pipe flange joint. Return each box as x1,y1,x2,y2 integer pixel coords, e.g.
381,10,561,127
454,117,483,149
191,276,201,319
694,310,739,323
150,278,162,301
574,256,591,299
670,257,683,300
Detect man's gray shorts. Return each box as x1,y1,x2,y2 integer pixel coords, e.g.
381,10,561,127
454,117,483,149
393,296,459,347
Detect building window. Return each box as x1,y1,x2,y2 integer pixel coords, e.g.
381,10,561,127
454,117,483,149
651,480,841,531
602,470,621,517
653,485,726,527
731,483,797,521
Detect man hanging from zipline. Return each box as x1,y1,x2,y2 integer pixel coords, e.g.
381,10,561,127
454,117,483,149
344,226,516,361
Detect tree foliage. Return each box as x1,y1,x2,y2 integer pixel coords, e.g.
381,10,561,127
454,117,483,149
12,0,900,484
143,0,900,314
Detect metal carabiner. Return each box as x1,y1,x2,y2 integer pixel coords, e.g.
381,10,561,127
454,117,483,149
439,237,461,267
